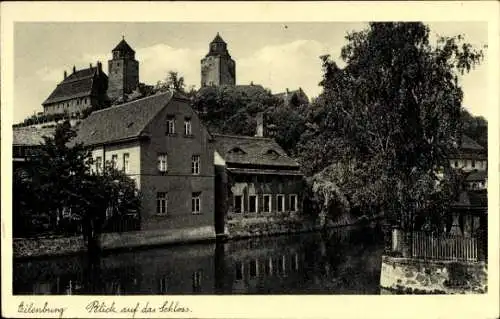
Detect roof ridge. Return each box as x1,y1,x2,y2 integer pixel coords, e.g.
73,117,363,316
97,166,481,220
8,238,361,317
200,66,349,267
91,91,172,115
212,133,274,141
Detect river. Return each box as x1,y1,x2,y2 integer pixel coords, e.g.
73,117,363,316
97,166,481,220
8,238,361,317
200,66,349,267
13,225,385,294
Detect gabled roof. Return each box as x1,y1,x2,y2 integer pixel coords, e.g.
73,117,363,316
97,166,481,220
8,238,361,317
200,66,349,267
13,127,55,146
213,134,300,168
273,88,309,104
452,190,487,208
465,170,487,182
73,92,174,146
460,135,484,151
42,67,106,105
112,39,135,53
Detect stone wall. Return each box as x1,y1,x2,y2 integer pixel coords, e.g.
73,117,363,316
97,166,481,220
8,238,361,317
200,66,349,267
380,255,487,294
14,235,86,258
225,214,321,240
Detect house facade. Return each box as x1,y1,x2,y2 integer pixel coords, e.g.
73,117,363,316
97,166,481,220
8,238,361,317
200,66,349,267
42,63,108,116
73,91,215,234
213,130,303,235
449,135,487,172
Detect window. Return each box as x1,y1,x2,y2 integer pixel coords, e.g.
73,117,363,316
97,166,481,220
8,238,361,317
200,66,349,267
235,262,244,280
471,160,476,168
263,195,271,213
95,156,102,173
184,118,192,136
234,195,243,213
277,195,285,212
111,154,118,169
454,161,459,168
159,277,168,293
191,155,200,175
166,116,176,134
122,153,130,173
249,259,258,278
192,192,201,214
249,195,257,213
157,153,168,172
192,270,202,292
156,192,168,215
289,194,298,212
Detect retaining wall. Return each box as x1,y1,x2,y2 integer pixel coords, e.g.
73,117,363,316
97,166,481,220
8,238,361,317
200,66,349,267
380,255,487,294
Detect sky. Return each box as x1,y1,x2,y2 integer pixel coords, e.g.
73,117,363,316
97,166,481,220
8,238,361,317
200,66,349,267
13,22,488,123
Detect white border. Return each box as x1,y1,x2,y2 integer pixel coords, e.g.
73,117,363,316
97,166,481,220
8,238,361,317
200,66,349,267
1,2,499,319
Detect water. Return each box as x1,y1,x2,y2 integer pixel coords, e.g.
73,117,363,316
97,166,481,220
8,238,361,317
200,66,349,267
13,225,385,295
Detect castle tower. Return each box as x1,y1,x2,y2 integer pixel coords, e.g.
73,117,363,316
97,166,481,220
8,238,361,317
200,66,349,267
108,37,139,101
201,33,236,87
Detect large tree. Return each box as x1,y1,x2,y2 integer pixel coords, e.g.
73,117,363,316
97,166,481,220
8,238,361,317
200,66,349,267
298,23,484,229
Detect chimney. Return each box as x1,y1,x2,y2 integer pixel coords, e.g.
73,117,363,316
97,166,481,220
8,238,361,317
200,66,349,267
256,112,264,137
286,88,289,94
64,70,67,79
73,65,76,73
90,63,93,68
97,61,102,75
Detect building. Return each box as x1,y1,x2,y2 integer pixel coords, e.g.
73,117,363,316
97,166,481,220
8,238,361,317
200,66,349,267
12,126,55,170
201,33,236,87
213,122,303,234
42,63,108,116
273,88,309,107
449,135,487,172
107,38,140,101
73,91,215,235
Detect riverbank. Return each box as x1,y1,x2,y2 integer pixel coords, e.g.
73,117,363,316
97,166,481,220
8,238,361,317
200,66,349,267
379,255,487,294
13,215,382,259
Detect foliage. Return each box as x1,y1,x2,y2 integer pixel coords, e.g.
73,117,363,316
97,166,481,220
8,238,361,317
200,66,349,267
460,107,487,149
298,22,484,229
192,84,282,136
155,71,186,93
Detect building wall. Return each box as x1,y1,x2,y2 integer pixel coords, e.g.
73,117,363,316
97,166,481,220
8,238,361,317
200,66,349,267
224,173,303,217
449,158,487,172
201,56,235,87
108,58,139,100
43,96,93,116
139,97,215,231
90,142,142,189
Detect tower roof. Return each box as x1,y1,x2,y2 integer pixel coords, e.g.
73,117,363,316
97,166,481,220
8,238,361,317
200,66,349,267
211,32,226,44
112,38,135,53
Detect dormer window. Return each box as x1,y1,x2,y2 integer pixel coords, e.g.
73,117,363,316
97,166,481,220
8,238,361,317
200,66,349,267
229,147,246,155
265,149,280,156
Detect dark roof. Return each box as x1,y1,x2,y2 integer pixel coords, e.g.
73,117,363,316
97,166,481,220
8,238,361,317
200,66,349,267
112,39,135,53
452,190,487,208
460,135,484,151
213,134,300,168
465,170,487,182
13,127,55,146
274,88,309,103
211,33,226,44
73,92,174,146
42,67,106,105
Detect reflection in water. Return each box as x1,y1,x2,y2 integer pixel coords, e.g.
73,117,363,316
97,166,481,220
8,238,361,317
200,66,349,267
13,225,384,294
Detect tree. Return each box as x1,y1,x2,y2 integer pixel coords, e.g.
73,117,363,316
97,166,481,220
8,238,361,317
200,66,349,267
13,121,141,250
155,71,186,93
192,84,282,136
298,23,484,230
460,107,487,149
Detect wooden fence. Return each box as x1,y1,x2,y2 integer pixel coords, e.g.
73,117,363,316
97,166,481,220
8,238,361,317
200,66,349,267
411,231,478,262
